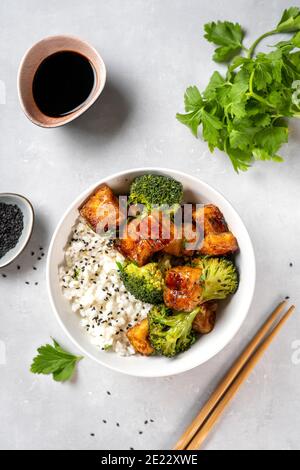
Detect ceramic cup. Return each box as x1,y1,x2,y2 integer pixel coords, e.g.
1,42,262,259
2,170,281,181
17,35,106,128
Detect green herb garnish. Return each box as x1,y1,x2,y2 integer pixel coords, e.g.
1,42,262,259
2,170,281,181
73,267,80,280
177,7,300,172
30,338,83,382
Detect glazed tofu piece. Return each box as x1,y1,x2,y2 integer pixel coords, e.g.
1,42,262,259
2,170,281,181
163,204,235,257
164,266,203,312
192,205,238,256
116,214,174,266
164,222,200,256
115,236,154,267
80,184,124,234
165,266,202,291
163,239,184,257
199,232,238,256
192,301,218,334
127,319,154,355
164,286,202,312
193,204,228,236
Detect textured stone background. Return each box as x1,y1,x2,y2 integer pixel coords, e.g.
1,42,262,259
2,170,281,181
0,0,299,450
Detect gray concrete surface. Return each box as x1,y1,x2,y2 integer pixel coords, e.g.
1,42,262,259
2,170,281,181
0,0,300,450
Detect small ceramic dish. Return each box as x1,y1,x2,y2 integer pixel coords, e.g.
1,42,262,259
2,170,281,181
17,35,106,128
0,193,34,269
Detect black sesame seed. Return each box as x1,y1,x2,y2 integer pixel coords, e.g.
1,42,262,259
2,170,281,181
2,274,7,278
25,281,29,285
102,419,107,424
17,265,20,270
31,252,35,256
35,282,38,286
289,262,293,267
150,419,154,423
285,296,290,300
116,422,120,427
90,433,95,437
107,391,111,396
144,420,148,425
33,267,37,270
139,431,143,435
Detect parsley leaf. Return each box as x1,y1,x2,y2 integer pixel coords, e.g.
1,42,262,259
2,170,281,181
203,71,225,100
176,110,202,137
277,7,300,33
177,7,300,172
184,86,203,111
204,21,244,62
254,126,288,155
30,338,83,382
201,110,223,149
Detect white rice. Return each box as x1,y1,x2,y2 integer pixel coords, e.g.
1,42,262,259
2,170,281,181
59,218,151,356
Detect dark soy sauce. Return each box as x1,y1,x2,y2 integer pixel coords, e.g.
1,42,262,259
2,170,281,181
32,51,95,117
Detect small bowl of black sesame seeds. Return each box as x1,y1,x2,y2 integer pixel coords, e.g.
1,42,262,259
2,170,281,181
0,193,34,268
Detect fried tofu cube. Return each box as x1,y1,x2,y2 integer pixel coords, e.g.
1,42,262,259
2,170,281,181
164,266,203,312
164,239,184,257
192,302,217,334
164,286,202,312
164,222,200,256
116,214,174,266
193,204,228,236
80,184,124,234
165,266,202,291
199,232,239,256
164,205,238,258
127,319,154,355
115,237,153,267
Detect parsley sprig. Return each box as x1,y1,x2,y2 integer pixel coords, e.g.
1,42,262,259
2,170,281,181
30,338,83,382
177,7,300,172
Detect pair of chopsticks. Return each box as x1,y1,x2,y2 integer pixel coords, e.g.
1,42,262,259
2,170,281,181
174,300,295,450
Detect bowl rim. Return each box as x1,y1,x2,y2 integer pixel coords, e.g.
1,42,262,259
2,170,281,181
0,193,35,269
17,34,107,128
47,167,256,377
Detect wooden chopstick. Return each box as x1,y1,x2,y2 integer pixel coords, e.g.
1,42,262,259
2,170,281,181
174,300,288,450
186,304,295,450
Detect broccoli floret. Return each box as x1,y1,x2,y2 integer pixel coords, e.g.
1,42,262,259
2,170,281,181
148,305,200,357
117,261,164,304
193,257,239,302
128,174,183,211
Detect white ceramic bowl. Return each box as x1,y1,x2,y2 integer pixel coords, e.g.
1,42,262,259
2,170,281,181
0,193,34,269
47,168,256,377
